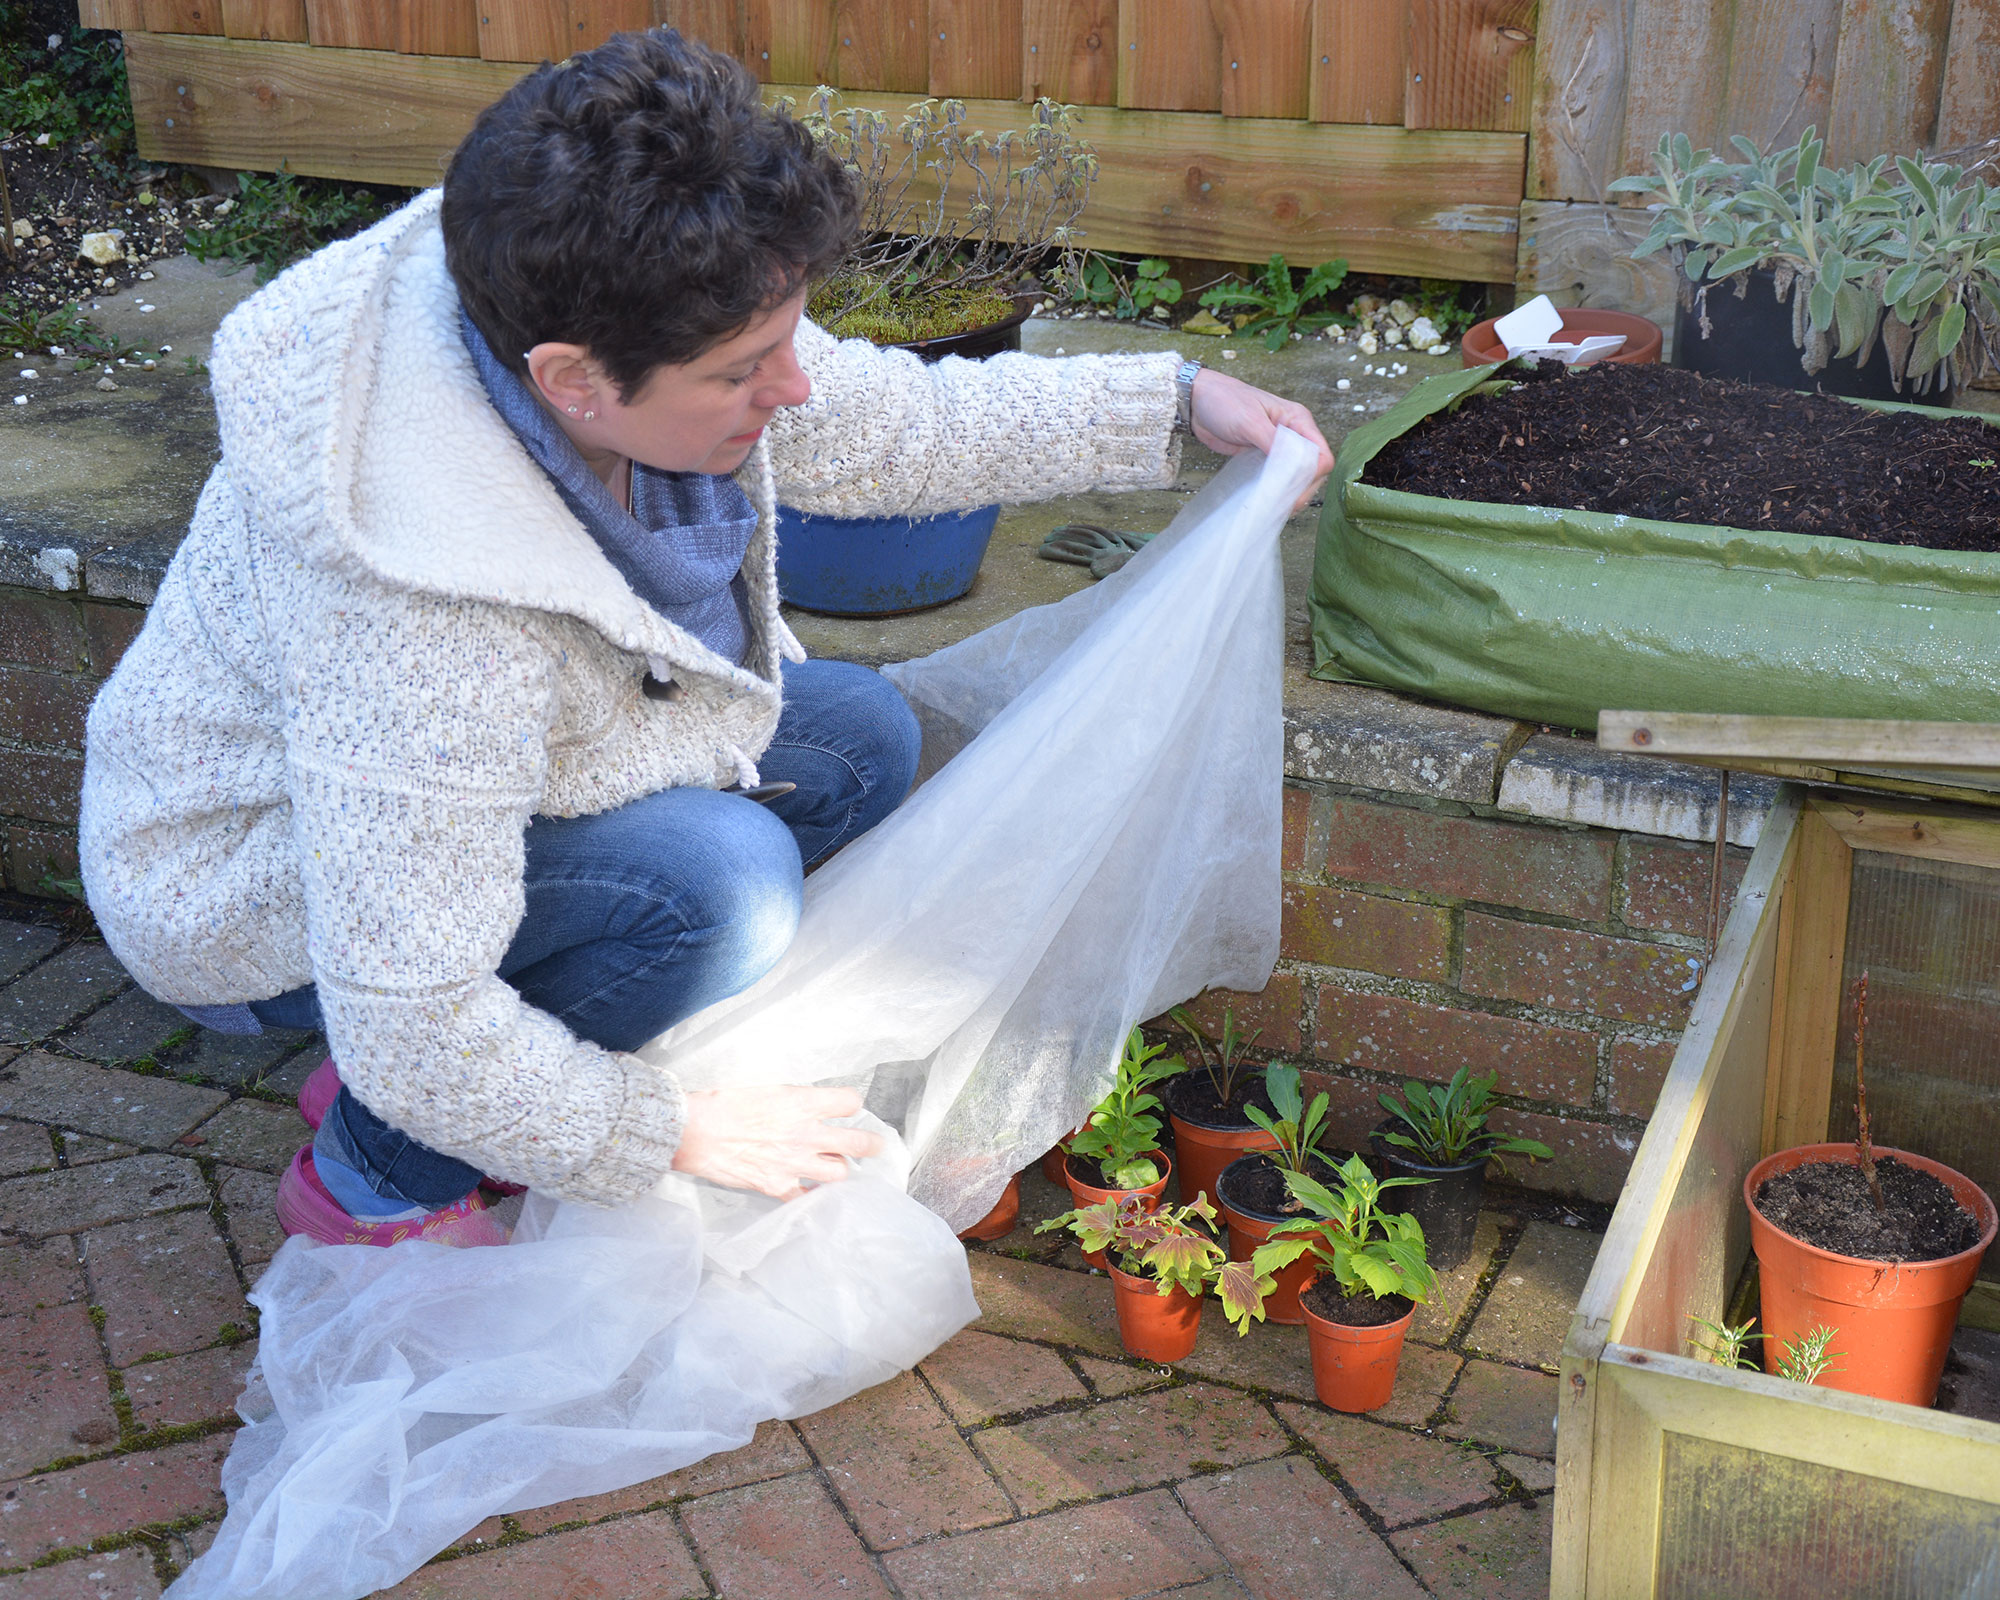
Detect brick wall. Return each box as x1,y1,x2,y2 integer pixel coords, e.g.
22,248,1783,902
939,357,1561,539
1174,780,1750,1205
0,584,144,896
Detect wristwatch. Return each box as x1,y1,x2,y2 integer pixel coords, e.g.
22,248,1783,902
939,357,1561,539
1175,358,1202,432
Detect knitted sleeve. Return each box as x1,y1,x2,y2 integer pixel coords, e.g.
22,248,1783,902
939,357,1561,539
764,319,1184,519
277,583,686,1208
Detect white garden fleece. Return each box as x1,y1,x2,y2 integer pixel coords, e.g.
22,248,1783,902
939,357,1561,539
79,190,1184,1207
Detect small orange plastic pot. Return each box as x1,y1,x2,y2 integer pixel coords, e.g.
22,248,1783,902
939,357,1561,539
1300,1280,1415,1413
1745,1143,1998,1407
1169,1112,1279,1210
957,1174,1021,1242
1041,1128,1083,1185
1107,1263,1203,1363
1460,308,1663,368
1064,1150,1172,1269
1215,1156,1313,1325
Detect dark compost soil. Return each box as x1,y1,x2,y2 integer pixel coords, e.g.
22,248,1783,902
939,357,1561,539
1163,1071,1276,1130
1302,1279,1412,1327
1753,1155,1982,1262
1363,360,2000,551
1215,1150,1345,1220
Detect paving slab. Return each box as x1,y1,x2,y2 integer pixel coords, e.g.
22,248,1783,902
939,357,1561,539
1276,1405,1498,1527
1283,670,1522,804
972,1383,1290,1514
681,1472,893,1600
1408,1211,1506,1347
920,1328,1087,1425
1500,1451,1557,1492
511,1418,809,1536
0,1154,206,1238
879,1486,1228,1600
1073,1354,1171,1399
184,1098,300,1173
970,1255,1123,1358
380,1509,707,1600
794,1369,1013,1548
0,1053,226,1148
0,1117,55,1179
151,1027,318,1091
0,1236,83,1312
1498,731,1776,847
0,923,59,985
1391,1495,1554,1599
122,1339,256,1433
211,1166,282,1268
76,253,260,370
1172,1311,1318,1402
0,1302,121,1477
1440,1360,1560,1458
0,1434,231,1566
1464,1221,1603,1371
1178,1456,1427,1600
1368,1343,1466,1428
53,1133,138,1168
0,945,129,1046
0,1547,162,1598
60,990,188,1067
82,1210,249,1364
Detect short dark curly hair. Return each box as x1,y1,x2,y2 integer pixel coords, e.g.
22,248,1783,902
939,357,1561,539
442,29,858,401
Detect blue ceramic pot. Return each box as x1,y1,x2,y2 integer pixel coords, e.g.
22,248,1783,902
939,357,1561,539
775,504,1002,615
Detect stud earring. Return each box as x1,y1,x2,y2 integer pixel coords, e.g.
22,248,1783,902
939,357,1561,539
565,404,579,414
582,410,597,421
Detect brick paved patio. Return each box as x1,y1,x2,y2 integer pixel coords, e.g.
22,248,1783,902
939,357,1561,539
0,898,1600,1598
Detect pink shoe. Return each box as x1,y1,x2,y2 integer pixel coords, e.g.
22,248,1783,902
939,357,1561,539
298,1061,529,1197
296,1058,341,1130
274,1146,511,1248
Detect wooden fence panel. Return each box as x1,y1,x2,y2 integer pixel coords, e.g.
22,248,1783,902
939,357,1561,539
304,0,390,49
1023,0,1117,103
1616,0,1731,173
1936,0,2000,152
1117,0,1221,109
1823,0,1953,163
656,0,775,73
931,0,1024,98
222,0,307,42
1527,0,1631,201
479,0,570,61
1407,0,1533,131
571,0,651,50
1720,0,1837,154
1309,0,1404,125
827,0,927,89
399,0,480,53
140,0,223,32
1215,0,1312,119
765,0,832,80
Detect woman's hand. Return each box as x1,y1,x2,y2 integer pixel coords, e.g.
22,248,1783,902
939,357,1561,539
672,1085,883,1200
1187,368,1335,512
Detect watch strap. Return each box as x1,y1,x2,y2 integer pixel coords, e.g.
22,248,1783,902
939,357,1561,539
1174,358,1202,432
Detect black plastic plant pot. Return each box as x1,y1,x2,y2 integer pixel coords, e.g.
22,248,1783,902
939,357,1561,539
1368,1122,1487,1272
888,292,1037,363
1672,268,1955,409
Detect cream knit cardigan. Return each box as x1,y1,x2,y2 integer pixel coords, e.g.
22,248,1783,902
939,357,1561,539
79,192,1184,1206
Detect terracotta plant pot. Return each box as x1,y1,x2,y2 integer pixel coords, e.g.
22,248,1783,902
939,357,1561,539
1460,307,1663,368
1300,1280,1416,1412
1745,1143,1998,1407
1369,1122,1487,1272
1215,1156,1314,1325
1107,1263,1203,1362
1041,1130,1082,1186
956,1173,1021,1242
1064,1151,1172,1269
1168,1088,1280,1210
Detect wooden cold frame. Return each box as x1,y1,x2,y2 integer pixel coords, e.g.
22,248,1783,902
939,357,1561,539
1553,785,2000,1598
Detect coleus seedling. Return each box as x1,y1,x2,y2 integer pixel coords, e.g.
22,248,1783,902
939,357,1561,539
1069,1027,1186,1188
1251,1152,1440,1308
1038,1193,1274,1333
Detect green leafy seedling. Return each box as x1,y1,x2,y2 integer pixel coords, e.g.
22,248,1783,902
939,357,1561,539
1250,1153,1440,1310
1068,1027,1186,1189
1243,1062,1332,1177
1377,1067,1553,1171
1198,253,1350,350
1168,1003,1260,1106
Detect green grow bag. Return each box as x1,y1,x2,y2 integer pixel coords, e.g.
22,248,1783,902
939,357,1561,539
1310,363,2000,731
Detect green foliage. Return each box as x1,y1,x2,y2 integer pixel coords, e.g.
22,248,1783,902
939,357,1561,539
1608,127,2000,393
1198,253,1349,350
1064,252,1183,319
1376,1067,1553,1170
1688,1313,1760,1370
1410,278,1481,337
1068,1027,1185,1189
1251,1152,1439,1307
1687,1315,1840,1385
1169,1003,1259,1106
0,9,133,159
185,168,388,283
1242,1062,1332,1176
1037,1192,1273,1333
1773,1324,1840,1385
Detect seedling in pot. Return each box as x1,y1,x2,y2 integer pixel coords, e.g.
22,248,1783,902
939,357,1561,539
1038,1194,1272,1334
1068,1028,1185,1189
1250,1153,1440,1311
1688,1314,1760,1369
1377,1068,1553,1172
1244,1062,1334,1179
1687,1314,1841,1386
1169,1003,1260,1106
1773,1324,1841,1386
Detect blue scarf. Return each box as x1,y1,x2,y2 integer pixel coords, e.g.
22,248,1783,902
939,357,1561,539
460,311,758,665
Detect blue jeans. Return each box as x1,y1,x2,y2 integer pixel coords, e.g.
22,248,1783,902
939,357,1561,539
258,658,920,1213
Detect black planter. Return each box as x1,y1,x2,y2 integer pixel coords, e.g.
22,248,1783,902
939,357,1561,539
1672,267,1955,408
1369,1122,1487,1272
888,292,1037,363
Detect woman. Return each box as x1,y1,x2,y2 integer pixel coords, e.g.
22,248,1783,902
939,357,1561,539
79,28,1332,1244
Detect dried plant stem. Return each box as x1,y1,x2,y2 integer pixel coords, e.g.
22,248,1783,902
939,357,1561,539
1853,971,1884,1211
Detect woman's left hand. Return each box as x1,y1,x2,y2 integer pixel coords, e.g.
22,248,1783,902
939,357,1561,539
1187,368,1335,512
